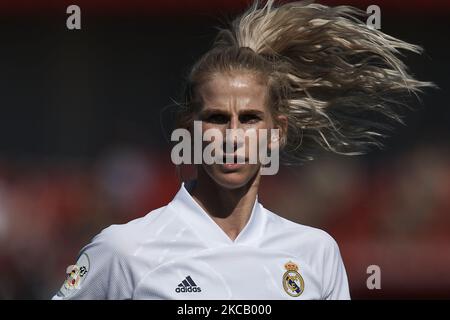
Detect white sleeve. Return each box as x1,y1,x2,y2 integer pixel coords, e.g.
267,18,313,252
51,226,134,300
322,236,351,300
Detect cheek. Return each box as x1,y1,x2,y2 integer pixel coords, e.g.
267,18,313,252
244,121,274,150
202,123,227,135
200,125,227,152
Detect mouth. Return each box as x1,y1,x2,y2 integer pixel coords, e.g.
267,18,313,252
220,154,249,171
222,154,248,164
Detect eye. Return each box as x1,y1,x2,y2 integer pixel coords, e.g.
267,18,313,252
239,113,261,124
204,113,229,124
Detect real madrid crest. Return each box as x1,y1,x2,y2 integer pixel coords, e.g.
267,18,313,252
282,261,304,297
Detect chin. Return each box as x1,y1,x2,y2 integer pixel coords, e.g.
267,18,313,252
205,164,259,190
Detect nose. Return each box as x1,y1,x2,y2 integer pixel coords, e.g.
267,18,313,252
223,114,244,153
227,114,239,131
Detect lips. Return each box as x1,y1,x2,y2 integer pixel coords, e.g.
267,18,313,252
222,154,247,164
220,154,249,172
221,162,246,171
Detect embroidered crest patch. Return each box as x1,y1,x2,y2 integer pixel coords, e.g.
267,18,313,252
282,261,305,297
56,253,90,298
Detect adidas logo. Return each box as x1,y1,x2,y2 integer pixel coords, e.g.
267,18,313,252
175,275,202,293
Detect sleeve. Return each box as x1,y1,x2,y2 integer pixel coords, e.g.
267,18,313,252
322,236,351,300
51,226,134,300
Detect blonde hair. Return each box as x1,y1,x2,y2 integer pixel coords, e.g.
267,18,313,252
177,0,434,164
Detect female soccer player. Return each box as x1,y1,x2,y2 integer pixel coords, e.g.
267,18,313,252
53,0,432,299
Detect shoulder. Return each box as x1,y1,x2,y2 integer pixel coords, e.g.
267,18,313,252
261,206,340,255
84,205,169,257
54,205,176,299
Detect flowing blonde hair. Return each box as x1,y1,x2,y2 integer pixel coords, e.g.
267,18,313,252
177,0,434,164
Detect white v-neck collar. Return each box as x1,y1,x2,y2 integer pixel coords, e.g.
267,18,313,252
168,182,267,248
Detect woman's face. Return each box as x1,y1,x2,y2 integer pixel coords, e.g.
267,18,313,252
193,71,283,189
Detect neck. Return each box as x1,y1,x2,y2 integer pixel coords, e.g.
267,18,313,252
189,169,261,241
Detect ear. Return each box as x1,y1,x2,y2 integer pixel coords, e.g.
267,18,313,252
273,114,288,148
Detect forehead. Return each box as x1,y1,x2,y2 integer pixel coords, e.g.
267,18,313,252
197,72,268,110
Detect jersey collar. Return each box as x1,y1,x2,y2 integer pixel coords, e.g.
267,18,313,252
168,182,267,248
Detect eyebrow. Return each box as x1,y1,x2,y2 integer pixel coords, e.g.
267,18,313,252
199,108,266,116
239,109,266,116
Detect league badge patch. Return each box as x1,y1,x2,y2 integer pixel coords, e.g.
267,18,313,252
57,253,90,298
282,261,304,297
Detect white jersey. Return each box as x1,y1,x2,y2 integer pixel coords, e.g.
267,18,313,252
53,183,350,300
